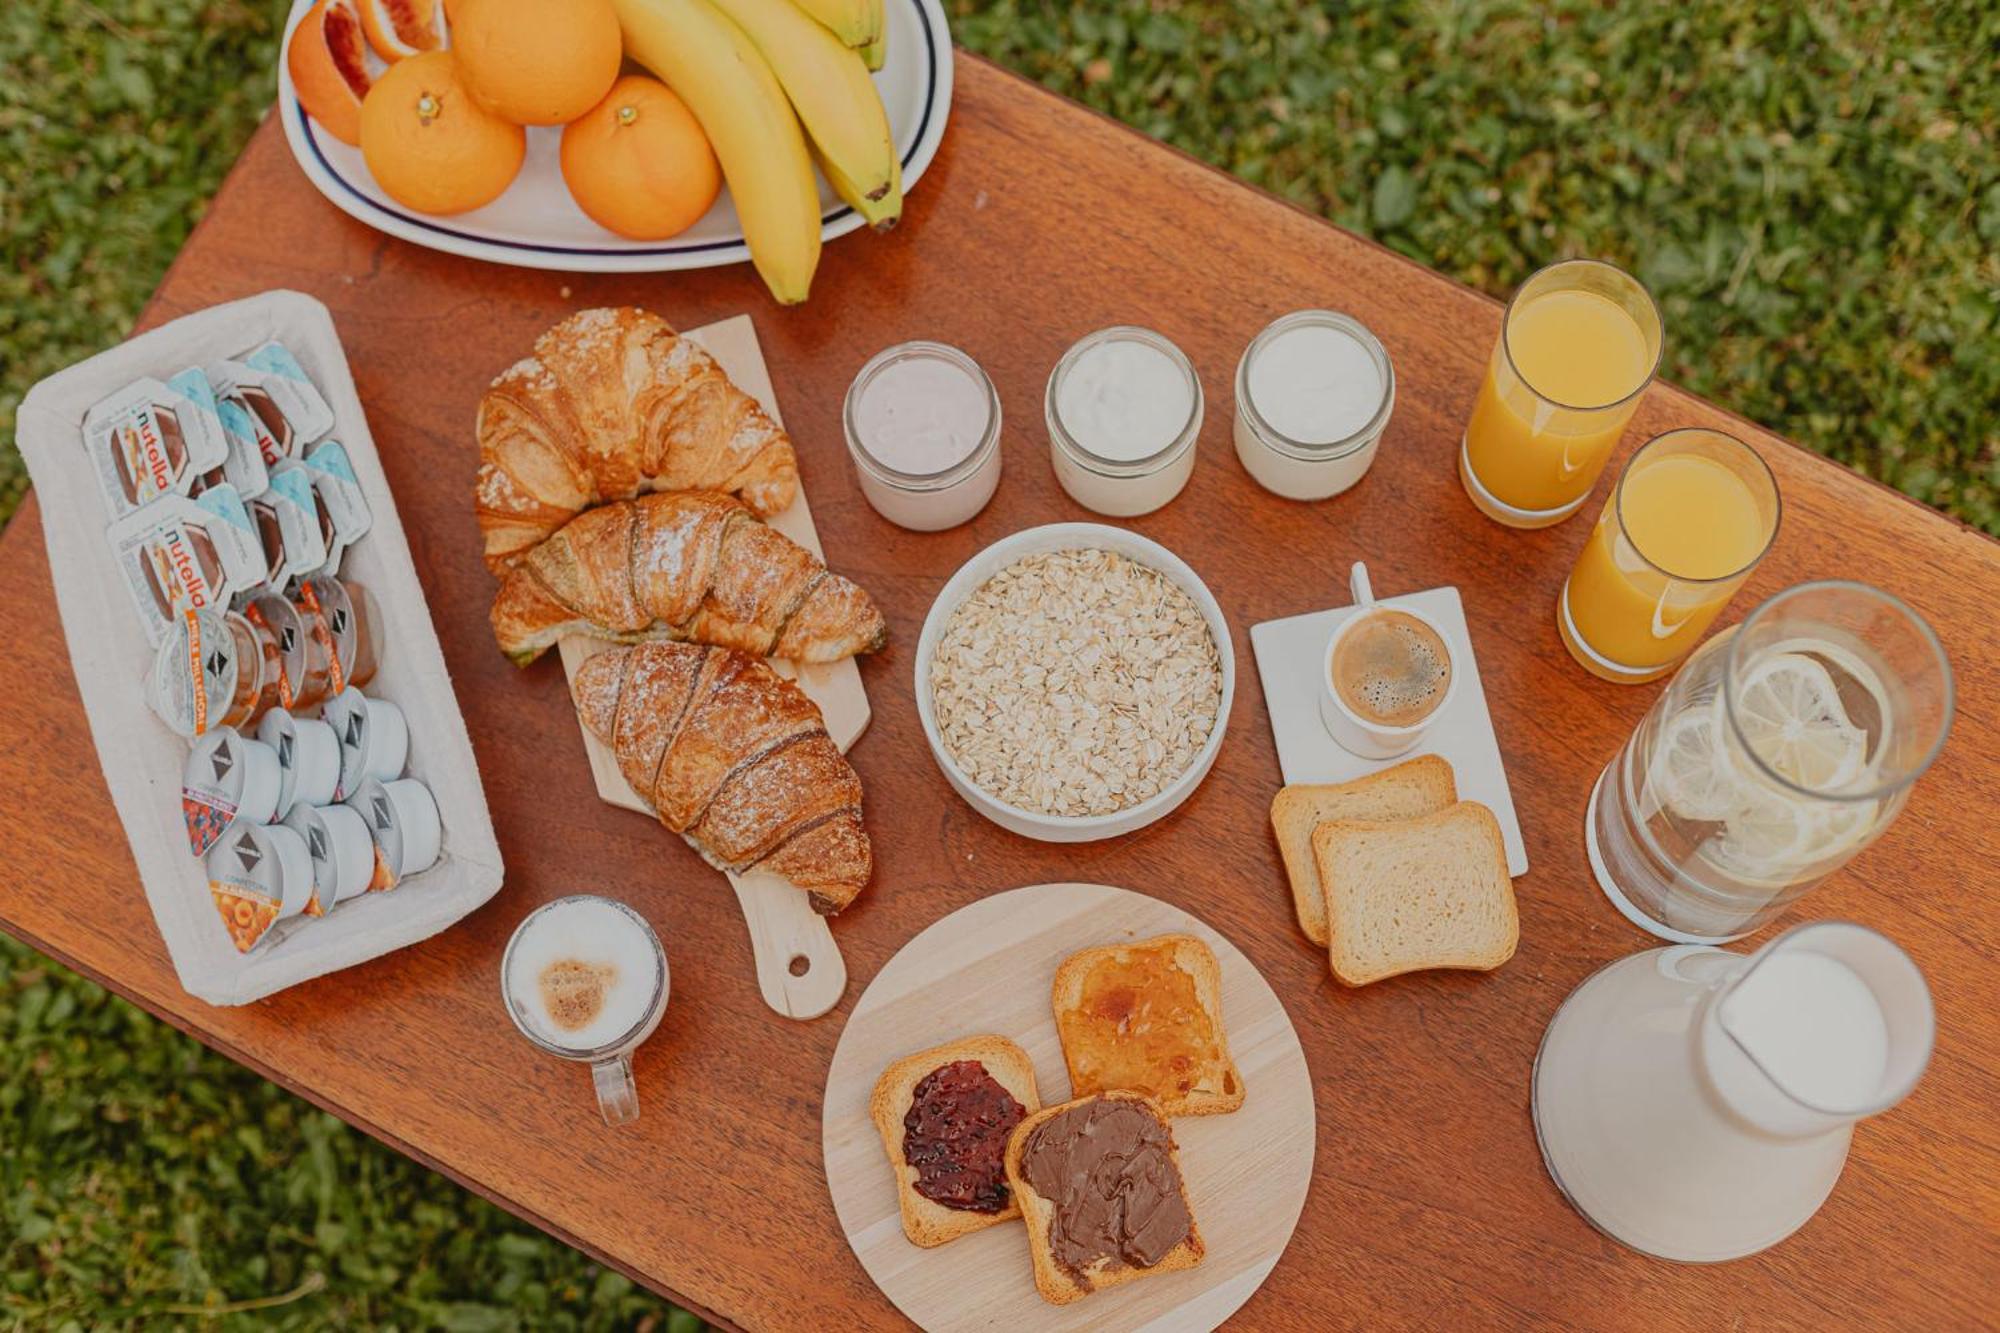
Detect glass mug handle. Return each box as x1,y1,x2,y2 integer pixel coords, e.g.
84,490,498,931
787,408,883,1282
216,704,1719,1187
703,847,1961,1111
591,1052,639,1126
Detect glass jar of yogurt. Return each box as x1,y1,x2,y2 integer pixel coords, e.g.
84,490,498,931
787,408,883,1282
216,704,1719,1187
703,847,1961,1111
1233,310,1395,501
843,342,1002,532
1045,326,1204,518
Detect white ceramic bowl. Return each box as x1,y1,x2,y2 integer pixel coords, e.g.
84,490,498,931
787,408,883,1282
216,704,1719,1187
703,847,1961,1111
914,523,1236,842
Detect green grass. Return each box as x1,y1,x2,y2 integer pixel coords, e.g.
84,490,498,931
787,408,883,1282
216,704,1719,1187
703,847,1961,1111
2,0,1996,1326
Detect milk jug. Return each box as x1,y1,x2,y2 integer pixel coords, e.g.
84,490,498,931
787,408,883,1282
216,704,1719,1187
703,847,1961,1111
1531,920,1934,1261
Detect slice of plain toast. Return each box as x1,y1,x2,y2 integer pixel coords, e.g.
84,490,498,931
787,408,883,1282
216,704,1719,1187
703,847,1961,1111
1052,934,1244,1116
1271,755,1457,945
869,1034,1041,1247
1312,800,1517,986
1004,1091,1205,1305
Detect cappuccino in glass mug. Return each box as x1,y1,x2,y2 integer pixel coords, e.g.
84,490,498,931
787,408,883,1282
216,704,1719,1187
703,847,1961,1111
502,895,667,1126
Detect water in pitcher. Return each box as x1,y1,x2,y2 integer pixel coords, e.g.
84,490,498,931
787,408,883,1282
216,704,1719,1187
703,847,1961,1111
1589,579,1953,943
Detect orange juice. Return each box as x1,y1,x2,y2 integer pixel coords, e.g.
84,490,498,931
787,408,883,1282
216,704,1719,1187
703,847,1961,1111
1561,432,1779,683
1460,262,1661,528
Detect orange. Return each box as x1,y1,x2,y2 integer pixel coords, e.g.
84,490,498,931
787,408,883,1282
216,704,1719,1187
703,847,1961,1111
356,0,443,61
452,0,622,126
288,0,373,146
560,76,723,240
360,52,526,215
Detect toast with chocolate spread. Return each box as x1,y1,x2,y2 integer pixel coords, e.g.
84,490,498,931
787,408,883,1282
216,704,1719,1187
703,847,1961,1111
1004,1091,1204,1305
1052,934,1244,1116
869,1034,1040,1248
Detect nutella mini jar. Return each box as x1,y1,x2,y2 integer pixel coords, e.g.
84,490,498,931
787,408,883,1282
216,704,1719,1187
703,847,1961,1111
294,574,381,694
322,688,408,801
146,607,278,739
282,801,375,915
1045,326,1205,518
204,821,314,953
257,709,341,818
181,726,282,857
1233,310,1396,501
843,342,1004,532
348,776,442,890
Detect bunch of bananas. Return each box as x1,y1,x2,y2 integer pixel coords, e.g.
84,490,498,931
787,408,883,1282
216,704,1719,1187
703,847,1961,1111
611,0,900,305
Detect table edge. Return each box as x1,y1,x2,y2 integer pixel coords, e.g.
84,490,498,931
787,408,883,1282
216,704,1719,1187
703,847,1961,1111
947,51,1997,551
0,908,745,1333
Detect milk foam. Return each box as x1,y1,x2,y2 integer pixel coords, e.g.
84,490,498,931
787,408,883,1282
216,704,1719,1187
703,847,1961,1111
1334,612,1451,727
506,898,662,1052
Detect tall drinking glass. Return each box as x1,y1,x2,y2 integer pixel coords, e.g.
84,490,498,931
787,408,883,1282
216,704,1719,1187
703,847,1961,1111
1559,429,1781,684
1459,259,1663,529
1587,582,1954,943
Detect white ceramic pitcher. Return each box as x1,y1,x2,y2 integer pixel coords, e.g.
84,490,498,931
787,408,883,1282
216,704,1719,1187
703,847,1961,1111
1531,920,1934,1261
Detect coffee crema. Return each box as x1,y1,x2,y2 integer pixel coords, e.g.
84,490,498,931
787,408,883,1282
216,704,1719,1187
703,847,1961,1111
1332,609,1452,727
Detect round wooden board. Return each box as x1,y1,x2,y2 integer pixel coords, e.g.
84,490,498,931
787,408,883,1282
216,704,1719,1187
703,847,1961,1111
823,883,1316,1331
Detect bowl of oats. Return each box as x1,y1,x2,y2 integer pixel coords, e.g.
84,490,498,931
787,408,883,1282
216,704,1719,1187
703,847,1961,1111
915,523,1234,842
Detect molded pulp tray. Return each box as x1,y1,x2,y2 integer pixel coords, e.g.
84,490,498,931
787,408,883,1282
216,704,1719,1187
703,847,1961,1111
16,290,503,1005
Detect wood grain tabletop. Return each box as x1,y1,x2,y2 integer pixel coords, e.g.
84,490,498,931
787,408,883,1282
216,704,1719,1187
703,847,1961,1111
2,53,1995,1331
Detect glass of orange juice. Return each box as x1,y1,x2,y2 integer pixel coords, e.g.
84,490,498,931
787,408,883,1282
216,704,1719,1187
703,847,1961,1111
1459,259,1663,528
1559,429,1780,684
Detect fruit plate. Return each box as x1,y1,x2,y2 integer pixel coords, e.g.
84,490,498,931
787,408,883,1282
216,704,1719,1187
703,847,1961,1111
276,0,953,273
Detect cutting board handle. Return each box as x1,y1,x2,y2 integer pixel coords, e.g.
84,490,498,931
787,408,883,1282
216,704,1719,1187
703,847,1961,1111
726,869,847,1019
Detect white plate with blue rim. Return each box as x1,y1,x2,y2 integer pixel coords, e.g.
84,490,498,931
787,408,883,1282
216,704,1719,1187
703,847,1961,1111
276,0,953,273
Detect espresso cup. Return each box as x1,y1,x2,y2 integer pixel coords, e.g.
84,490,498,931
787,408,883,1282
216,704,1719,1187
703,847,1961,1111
1319,562,1458,759
501,896,669,1127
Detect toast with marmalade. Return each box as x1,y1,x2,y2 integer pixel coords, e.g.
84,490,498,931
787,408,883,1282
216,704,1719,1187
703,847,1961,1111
1052,933,1243,1117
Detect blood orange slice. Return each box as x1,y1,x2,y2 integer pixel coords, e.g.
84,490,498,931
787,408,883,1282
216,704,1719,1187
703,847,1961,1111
288,0,375,146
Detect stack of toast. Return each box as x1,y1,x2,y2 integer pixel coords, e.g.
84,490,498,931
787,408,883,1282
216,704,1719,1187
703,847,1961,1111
870,933,1241,1307
1272,754,1518,985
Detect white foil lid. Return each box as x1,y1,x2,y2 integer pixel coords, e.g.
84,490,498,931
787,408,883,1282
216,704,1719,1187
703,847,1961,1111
181,726,281,856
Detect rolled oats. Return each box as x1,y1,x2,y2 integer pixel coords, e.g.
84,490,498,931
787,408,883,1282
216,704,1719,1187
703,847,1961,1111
930,548,1223,817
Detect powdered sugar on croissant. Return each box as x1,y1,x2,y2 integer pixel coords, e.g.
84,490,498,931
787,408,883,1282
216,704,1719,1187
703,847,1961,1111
489,492,886,666
475,308,799,571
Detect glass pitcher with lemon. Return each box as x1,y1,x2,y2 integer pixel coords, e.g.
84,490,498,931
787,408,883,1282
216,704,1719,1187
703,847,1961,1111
1585,582,1954,943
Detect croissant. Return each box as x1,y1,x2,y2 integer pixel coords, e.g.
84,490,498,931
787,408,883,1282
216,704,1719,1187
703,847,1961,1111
475,307,799,571
572,641,872,912
490,492,887,666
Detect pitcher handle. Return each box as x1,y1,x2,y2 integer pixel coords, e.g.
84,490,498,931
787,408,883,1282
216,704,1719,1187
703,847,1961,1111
591,1052,639,1126
1660,945,1743,987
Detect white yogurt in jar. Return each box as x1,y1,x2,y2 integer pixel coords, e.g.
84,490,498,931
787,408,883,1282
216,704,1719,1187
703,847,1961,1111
1046,326,1203,517
1233,310,1394,501
844,342,1002,532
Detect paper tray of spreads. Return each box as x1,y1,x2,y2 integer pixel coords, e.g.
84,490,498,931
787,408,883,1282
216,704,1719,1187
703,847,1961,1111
16,289,503,1006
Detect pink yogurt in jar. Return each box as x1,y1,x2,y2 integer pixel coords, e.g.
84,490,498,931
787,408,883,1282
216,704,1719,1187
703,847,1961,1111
843,342,1002,532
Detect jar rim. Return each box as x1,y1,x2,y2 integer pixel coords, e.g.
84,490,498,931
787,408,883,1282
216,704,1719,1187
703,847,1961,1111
843,341,1002,493
1044,325,1204,477
1235,310,1396,461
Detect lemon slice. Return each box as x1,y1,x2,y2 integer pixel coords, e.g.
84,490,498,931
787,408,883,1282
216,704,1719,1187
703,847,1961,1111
1651,706,1742,822
1710,786,1817,879
1729,653,1869,792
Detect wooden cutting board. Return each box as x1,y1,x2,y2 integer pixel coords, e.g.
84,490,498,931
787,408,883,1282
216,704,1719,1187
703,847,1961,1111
822,883,1316,1332
557,313,868,1021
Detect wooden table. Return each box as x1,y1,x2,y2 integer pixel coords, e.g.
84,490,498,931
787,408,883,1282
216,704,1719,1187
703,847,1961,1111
3,55,1995,1330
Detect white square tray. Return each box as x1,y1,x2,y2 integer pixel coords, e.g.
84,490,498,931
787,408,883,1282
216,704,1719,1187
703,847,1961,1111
1250,586,1528,877
17,290,504,1005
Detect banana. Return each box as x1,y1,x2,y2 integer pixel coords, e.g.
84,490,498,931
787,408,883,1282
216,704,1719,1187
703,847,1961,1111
787,0,877,48
815,138,901,230
610,0,821,304
857,0,886,67
858,29,885,71
707,0,901,228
